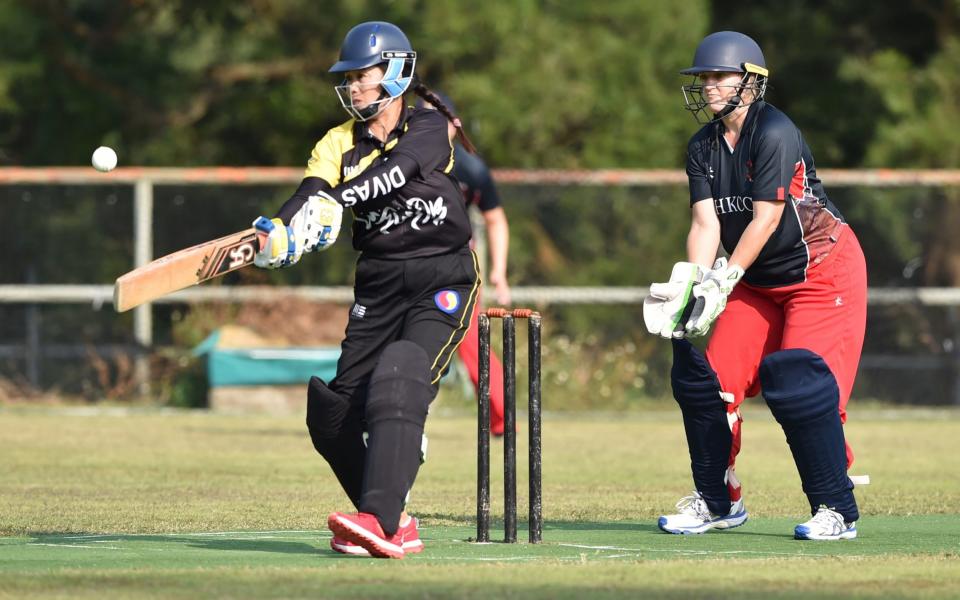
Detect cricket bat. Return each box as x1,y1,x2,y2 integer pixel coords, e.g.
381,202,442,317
113,228,260,312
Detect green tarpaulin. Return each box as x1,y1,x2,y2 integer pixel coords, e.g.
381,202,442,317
194,331,340,387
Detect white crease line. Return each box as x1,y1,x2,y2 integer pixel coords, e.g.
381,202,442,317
559,543,630,551
62,530,321,540
429,556,540,561
218,536,286,541
181,530,320,538
30,535,832,560
706,550,832,557
557,543,828,557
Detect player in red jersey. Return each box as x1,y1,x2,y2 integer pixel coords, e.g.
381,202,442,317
418,92,512,436
645,31,867,540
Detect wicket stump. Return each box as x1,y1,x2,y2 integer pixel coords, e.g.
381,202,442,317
477,308,542,544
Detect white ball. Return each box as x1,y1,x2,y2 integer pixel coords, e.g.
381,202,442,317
91,146,118,172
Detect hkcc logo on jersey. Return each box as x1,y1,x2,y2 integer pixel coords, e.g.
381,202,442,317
434,290,460,314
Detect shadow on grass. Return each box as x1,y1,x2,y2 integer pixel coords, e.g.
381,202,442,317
545,520,802,540
414,512,475,525
415,517,800,541
28,533,321,556
454,520,666,543
453,519,801,544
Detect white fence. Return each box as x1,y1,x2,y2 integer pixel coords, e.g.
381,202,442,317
2,167,960,401
5,283,960,307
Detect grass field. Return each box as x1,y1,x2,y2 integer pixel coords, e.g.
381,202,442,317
2,405,959,598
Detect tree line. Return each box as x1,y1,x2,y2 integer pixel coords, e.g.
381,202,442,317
0,1,954,170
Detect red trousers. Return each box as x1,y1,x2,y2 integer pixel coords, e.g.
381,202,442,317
705,226,867,500
457,291,506,434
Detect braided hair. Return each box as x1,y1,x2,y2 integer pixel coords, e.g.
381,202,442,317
412,82,477,154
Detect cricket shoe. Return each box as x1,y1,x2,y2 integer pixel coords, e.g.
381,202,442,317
330,516,424,556
794,506,857,540
658,491,748,534
327,511,406,559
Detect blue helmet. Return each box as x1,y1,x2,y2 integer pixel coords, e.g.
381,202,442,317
680,31,769,124
681,31,767,75
330,22,417,121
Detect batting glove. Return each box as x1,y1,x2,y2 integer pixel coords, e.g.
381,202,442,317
291,192,344,253
643,262,704,339
685,259,745,337
253,216,301,269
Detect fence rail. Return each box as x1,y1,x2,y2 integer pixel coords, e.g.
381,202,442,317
3,167,960,402
3,167,960,186
4,284,960,307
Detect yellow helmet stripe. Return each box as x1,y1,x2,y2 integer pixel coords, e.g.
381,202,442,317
743,62,769,77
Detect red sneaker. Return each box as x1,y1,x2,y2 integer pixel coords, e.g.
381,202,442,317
395,516,424,554
330,516,423,556
327,512,407,559
329,535,369,556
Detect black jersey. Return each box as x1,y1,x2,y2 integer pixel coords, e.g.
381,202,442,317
686,101,846,287
452,144,501,212
276,105,472,259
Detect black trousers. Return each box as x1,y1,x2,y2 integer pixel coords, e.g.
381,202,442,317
331,247,480,403
322,247,480,522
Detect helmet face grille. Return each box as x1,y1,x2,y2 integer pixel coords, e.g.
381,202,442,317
334,55,417,122
681,73,767,124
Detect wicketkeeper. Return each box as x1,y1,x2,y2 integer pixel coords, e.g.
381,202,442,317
644,31,868,540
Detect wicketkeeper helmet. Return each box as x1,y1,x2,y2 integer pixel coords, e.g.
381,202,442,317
681,31,769,124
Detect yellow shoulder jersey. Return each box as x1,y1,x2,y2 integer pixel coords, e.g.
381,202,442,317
276,106,468,259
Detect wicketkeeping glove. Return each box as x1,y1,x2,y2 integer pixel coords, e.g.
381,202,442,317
685,258,745,337
253,217,301,269
643,262,704,339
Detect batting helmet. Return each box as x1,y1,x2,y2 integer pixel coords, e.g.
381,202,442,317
330,21,417,121
680,31,768,124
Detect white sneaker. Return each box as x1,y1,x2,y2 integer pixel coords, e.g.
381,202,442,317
658,491,748,534
794,506,857,540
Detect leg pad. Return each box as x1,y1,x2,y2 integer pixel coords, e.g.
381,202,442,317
671,339,732,516
760,349,859,522
359,341,434,535
306,376,366,508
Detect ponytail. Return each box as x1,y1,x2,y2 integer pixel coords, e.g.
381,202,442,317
412,82,477,154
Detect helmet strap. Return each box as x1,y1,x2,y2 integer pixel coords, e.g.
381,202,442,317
355,88,392,120
713,94,743,121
